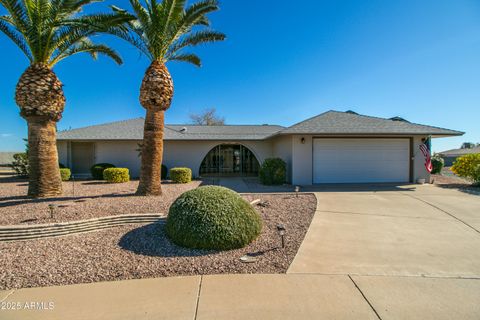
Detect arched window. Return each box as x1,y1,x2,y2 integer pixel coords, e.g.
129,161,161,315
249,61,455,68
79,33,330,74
200,144,260,177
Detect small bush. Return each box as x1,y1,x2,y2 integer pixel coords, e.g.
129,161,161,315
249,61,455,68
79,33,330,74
11,153,29,177
451,154,480,185
161,164,168,180
90,163,116,180
431,154,444,174
259,158,286,185
60,168,71,181
166,186,262,250
170,167,192,183
103,168,130,183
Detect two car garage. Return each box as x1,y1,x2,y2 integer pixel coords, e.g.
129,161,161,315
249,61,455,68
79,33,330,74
312,138,411,184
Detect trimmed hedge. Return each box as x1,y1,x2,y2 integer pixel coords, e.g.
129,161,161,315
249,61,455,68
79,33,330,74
90,163,116,180
170,167,192,183
259,158,286,185
103,168,130,183
60,168,71,181
165,186,262,250
452,153,480,185
161,164,168,180
431,154,444,174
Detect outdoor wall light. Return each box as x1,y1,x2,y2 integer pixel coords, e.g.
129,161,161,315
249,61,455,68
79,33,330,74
48,204,56,219
277,224,286,248
301,137,306,144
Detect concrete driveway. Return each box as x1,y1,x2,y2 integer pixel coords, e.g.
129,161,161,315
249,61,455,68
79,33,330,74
289,184,480,319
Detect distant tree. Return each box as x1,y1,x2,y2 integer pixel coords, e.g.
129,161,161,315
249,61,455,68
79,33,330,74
461,142,476,149
190,108,225,126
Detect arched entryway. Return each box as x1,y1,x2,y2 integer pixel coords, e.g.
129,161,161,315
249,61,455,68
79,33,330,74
200,144,260,177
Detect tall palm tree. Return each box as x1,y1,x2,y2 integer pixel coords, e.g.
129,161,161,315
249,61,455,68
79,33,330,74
0,0,128,197
112,0,225,196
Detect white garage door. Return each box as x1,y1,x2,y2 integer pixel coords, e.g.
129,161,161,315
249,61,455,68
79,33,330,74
313,138,410,183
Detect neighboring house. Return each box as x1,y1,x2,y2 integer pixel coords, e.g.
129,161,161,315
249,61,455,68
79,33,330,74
0,152,17,167
57,110,463,185
438,147,480,166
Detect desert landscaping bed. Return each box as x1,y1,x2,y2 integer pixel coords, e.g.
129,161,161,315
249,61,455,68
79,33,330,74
0,175,202,225
432,169,480,194
0,193,316,290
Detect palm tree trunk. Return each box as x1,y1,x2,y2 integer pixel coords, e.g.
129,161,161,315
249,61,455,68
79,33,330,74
26,116,62,197
136,109,165,196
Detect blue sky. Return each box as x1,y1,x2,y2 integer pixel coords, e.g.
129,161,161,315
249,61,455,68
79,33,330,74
1,0,479,152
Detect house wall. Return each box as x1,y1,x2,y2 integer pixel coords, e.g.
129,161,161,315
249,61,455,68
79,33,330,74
271,135,293,182
58,135,433,183
292,135,313,185
413,136,432,182
163,140,273,178
59,139,273,178
95,141,141,177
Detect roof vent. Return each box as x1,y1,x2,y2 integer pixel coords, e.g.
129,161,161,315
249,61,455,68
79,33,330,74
345,110,358,115
390,116,409,123
180,127,188,133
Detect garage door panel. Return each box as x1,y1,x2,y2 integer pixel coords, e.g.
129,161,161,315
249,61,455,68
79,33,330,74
313,139,410,183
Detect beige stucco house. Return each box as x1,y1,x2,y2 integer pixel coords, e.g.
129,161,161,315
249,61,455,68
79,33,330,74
57,110,463,185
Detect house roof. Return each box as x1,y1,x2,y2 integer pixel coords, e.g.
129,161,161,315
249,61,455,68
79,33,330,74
57,110,464,141
278,111,464,136
57,118,285,141
438,146,480,157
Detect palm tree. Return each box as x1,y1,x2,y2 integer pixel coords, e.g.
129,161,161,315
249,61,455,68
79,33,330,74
112,0,225,196
0,0,128,197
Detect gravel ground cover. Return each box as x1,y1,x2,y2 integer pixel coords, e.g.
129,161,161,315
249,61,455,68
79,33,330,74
432,168,479,194
0,174,202,225
0,193,316,290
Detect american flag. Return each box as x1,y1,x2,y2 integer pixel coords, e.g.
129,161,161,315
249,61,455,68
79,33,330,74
419,143,433,173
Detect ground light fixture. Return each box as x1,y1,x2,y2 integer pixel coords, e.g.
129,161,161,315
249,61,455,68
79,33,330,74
48,204,56,219
277,224,286,248
295,186,300,197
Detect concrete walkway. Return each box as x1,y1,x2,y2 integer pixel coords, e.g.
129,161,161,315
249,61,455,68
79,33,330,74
1,185,479,319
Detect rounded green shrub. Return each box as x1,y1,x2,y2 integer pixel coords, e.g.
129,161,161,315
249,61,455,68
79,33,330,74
165,186,262,250
259,158,286,185
90,163,116,180
103,168,130,183
431,154,444,174
452,153,480,185
161,164,168,180
60,168,71,181
170,167,192,183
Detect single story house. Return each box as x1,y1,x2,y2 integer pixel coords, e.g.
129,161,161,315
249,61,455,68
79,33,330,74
57,110,463,185
438,146,480,166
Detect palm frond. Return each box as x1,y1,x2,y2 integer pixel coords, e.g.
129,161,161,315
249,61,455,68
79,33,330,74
0,0,127,66
168,52,201,67
0,17,32,60
49,39,123,66
167,30,224,58
114,0,224,64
